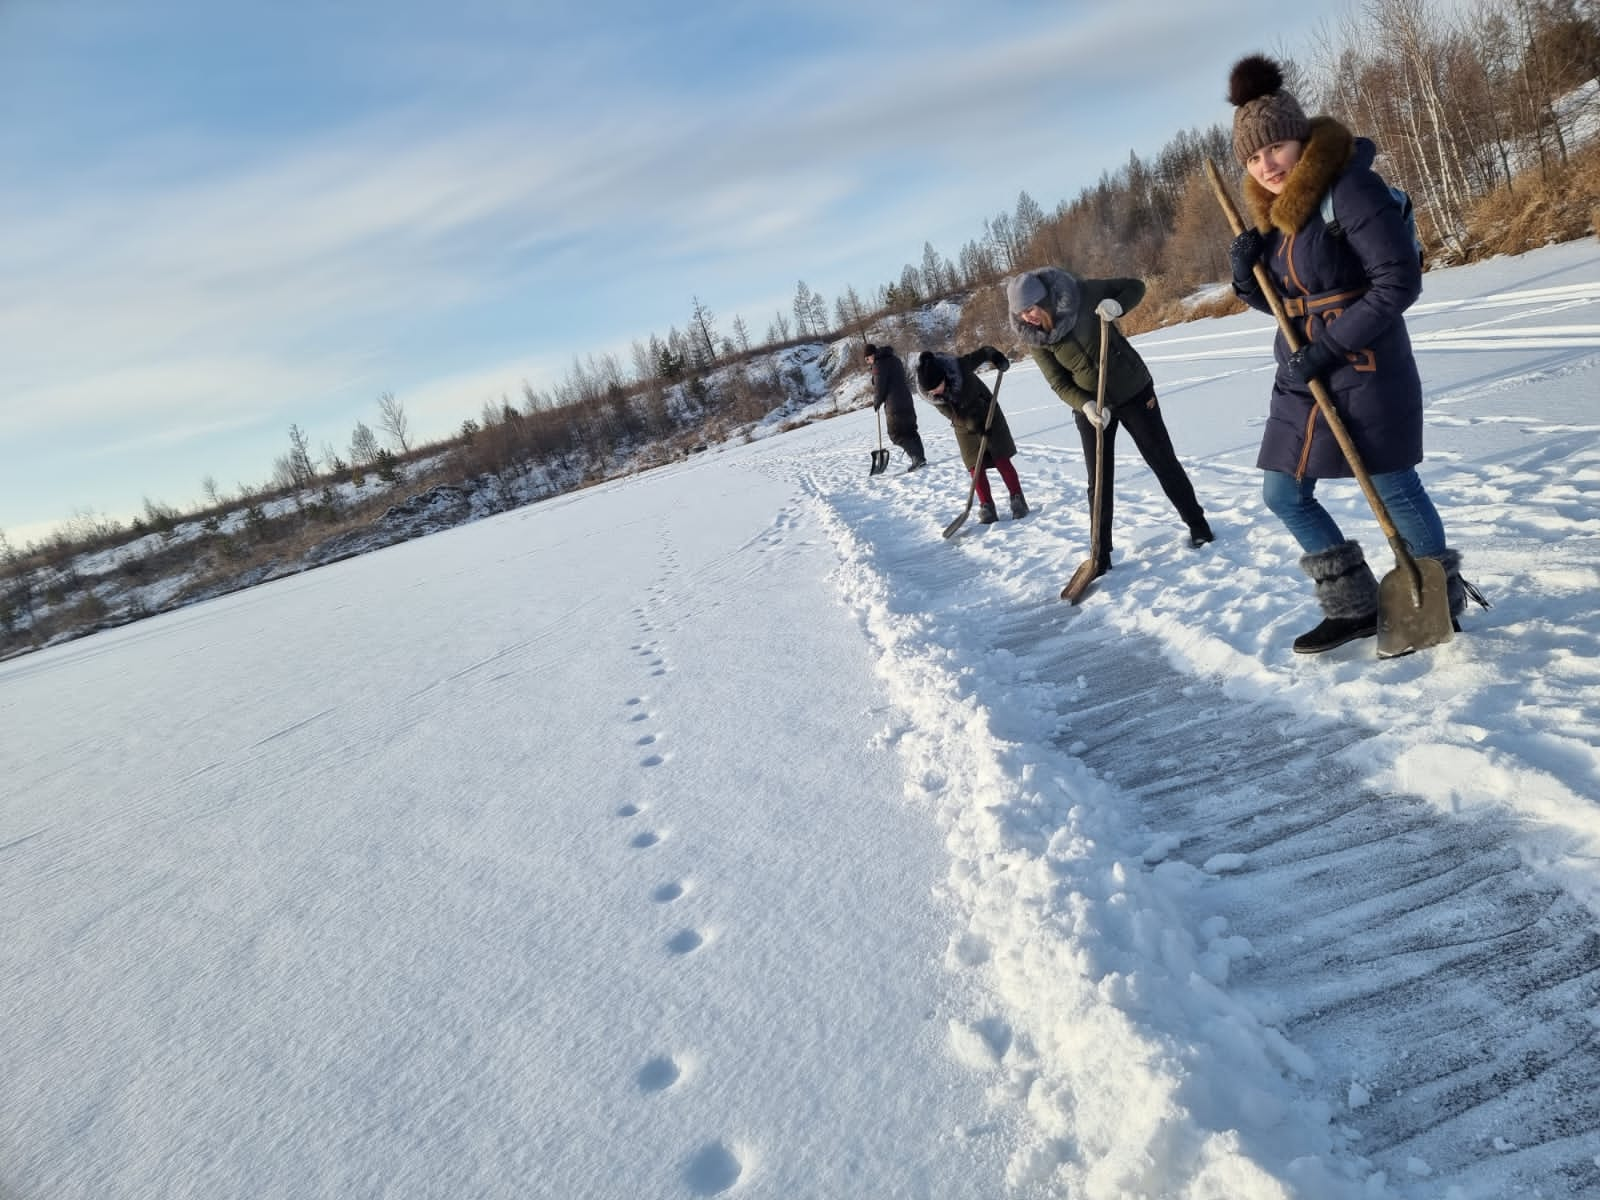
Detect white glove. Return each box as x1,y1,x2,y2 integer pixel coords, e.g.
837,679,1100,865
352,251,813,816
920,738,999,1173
1080,402,1105,428
1096,298,1123,320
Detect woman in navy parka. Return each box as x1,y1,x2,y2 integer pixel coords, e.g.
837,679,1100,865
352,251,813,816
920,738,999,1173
1225,54,1475,654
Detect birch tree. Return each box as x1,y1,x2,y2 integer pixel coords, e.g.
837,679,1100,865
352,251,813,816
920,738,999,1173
377,392,411,453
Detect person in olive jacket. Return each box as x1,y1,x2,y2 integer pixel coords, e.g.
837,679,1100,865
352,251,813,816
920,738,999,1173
1225,54,1479,654
864,343,926,471
1008,267,1212,574
913,346,1025,524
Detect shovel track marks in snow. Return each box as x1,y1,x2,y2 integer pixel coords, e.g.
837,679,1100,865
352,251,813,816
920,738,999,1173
1006,611,1600,1191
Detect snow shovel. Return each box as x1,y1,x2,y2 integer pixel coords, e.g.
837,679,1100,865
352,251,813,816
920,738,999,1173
941,371,1005,538
1061,312,1114,603
1204,159,1452,657
870,408,889,475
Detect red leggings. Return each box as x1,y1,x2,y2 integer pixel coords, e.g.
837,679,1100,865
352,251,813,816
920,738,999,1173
972,457,1021,505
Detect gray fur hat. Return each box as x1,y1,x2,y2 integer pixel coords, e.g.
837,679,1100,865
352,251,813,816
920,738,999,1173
1007,267,1082,346
1006,272,1049,314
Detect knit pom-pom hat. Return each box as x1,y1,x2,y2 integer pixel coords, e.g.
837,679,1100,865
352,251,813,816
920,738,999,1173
1228,54,1310,165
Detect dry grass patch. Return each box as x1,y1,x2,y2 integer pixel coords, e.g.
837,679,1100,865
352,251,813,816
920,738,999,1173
1462,141,1600,259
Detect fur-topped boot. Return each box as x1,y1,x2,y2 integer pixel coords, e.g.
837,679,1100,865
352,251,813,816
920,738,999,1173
1294,540,1379,654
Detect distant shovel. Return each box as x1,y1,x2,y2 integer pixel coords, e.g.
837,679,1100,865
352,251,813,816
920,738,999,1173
1061,312,1114,603
870,408,889,475
941,371,1004,537
1205,159,1452,657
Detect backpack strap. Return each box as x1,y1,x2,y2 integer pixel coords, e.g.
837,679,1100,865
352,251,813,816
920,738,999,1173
1319,189,1341,237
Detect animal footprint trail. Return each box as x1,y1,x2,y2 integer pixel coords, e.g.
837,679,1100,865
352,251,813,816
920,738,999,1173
619,585,759,1194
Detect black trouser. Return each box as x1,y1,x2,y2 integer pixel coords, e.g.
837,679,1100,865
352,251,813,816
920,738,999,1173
1073,388,1204,559
886,409,925,462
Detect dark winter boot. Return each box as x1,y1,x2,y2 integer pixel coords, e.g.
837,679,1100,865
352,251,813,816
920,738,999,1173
1293,540,1379,654
1009,492,1029,519
1187,516,1214,547
905,456,927,473
977,501,998,525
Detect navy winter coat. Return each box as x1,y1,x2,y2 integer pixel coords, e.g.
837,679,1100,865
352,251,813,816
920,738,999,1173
1234,117,1424,479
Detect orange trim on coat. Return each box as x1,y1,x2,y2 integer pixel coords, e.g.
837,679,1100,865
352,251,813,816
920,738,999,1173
1295,408,1317,480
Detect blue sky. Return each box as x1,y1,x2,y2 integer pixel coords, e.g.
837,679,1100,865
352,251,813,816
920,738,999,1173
2,0,1353,544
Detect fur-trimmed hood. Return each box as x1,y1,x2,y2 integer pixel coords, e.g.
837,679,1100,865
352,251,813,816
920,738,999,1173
1008,267,1083,347
1243,115,1358,236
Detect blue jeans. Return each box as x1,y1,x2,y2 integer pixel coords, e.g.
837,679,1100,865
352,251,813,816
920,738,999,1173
1262,468,1447,557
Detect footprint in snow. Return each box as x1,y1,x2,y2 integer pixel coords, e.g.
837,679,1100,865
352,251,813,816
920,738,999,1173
616,804,642,818
666,929,706,955
637,1055,683,1094
652,881,686,903
640,753,667,768
631,831,663,850
684,1142,743,1195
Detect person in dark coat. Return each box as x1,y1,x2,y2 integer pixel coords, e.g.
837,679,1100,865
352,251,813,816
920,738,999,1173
914,347,1025,524
1226,54,1475,654
1008,268,1213,574
864,344,926,471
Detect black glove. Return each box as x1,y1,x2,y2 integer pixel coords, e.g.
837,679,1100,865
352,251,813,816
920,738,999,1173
1282,339,1341,385
993,353,1010,373
1228,229,1265,283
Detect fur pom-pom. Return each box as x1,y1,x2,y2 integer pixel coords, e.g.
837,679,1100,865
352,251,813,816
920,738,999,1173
1228,54,1284,107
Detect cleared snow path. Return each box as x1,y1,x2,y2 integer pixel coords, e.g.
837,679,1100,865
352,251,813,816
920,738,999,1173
1024,618,1600,1194
780,267,1600,1195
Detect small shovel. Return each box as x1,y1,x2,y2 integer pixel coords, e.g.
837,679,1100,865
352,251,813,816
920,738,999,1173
1205,159,1452,657
1061,313,1114,603
941,372,1004,537
869,408,889,475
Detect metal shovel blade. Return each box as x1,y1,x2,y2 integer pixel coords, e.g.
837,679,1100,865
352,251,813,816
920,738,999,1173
1060,557,1099,604
869,449,889,475
1376,556,1453,658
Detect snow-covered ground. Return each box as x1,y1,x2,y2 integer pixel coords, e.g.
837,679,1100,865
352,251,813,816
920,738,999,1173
4,241,1599,1199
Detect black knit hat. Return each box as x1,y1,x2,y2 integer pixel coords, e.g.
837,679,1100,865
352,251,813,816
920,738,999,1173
1228,55,1311,165
915,353,946,392
862,343,879,360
